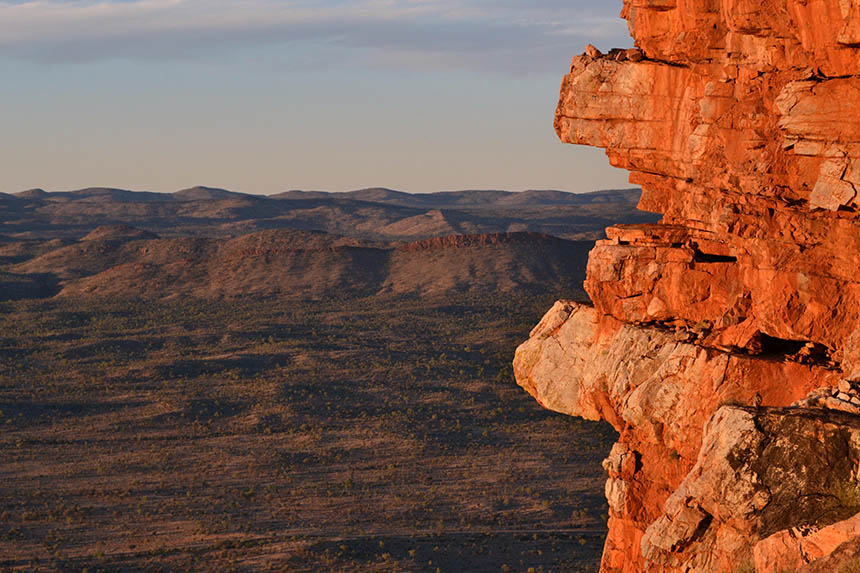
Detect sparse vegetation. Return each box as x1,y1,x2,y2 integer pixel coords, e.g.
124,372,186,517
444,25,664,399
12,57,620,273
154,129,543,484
820,481,860,528
0,292,615,570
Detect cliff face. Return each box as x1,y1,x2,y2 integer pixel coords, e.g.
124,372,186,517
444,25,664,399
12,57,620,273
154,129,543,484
514,1,860,571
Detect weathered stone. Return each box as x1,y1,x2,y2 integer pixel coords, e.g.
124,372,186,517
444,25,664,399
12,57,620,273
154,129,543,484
606,478,631,516
643,406,860,571
624,48,643,62
755,512,860,572
514,303,839,570
515,0,860,570
810,157,857,211
799,535,860,572
585,43,602,58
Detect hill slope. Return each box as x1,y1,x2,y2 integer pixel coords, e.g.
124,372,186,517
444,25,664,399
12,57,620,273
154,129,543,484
9,227,592,301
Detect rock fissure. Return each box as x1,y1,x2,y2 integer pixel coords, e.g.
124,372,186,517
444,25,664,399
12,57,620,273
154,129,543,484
514,1,860,571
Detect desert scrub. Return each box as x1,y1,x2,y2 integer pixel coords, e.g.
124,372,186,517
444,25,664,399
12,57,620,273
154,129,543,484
0,293,615,571
831,482,860,514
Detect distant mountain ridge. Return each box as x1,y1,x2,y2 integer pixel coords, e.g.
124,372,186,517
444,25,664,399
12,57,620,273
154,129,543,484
0,186,655,301
9,185,642,206
271,187,641,208
0,186,656,242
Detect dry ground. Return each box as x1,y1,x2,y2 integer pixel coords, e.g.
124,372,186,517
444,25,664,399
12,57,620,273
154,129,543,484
0,293,615,572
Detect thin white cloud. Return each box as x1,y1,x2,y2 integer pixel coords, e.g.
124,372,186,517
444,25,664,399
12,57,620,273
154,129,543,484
0,0,630,71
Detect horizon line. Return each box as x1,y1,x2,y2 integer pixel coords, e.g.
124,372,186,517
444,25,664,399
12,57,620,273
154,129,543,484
7,184,640,198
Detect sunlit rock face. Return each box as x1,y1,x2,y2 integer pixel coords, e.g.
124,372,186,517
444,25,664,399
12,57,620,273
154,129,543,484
515,1,860,571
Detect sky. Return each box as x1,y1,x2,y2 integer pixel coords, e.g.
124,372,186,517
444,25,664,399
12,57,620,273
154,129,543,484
0,0,633,195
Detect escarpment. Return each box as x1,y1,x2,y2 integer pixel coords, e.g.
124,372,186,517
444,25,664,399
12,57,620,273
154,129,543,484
514,1,860,571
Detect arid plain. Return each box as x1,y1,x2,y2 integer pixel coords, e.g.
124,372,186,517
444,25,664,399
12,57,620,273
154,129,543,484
0,187,652,571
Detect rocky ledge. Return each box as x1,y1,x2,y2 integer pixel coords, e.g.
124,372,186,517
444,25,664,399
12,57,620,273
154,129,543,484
515,1,860,571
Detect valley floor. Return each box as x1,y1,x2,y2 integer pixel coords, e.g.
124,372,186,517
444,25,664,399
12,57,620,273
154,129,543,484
0,293,614,571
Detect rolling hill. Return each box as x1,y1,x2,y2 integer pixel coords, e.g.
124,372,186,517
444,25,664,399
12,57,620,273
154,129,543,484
0,186,656,242
9,227,592,301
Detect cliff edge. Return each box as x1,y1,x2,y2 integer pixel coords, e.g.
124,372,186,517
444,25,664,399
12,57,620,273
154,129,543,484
514,1,860,571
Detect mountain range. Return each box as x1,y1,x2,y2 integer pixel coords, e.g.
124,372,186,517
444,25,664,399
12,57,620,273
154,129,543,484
0,186,656,241
0,187,656,301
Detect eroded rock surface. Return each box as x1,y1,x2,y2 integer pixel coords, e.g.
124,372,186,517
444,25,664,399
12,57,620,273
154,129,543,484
515,1,860,571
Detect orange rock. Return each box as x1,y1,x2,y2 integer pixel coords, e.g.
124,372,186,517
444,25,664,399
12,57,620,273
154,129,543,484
514,303,841,571
516,0,860,570
755,513,860,572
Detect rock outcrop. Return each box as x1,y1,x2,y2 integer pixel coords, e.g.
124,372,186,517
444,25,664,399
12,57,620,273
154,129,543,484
514,1,860,571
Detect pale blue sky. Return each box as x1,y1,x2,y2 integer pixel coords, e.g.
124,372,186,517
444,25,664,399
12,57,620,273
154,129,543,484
0,0,632,194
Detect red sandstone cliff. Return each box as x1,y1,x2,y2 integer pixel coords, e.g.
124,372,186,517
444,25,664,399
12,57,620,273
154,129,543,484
514,1,860,571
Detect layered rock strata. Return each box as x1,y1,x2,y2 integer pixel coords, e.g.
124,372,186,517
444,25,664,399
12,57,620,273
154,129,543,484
514,1,860,571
